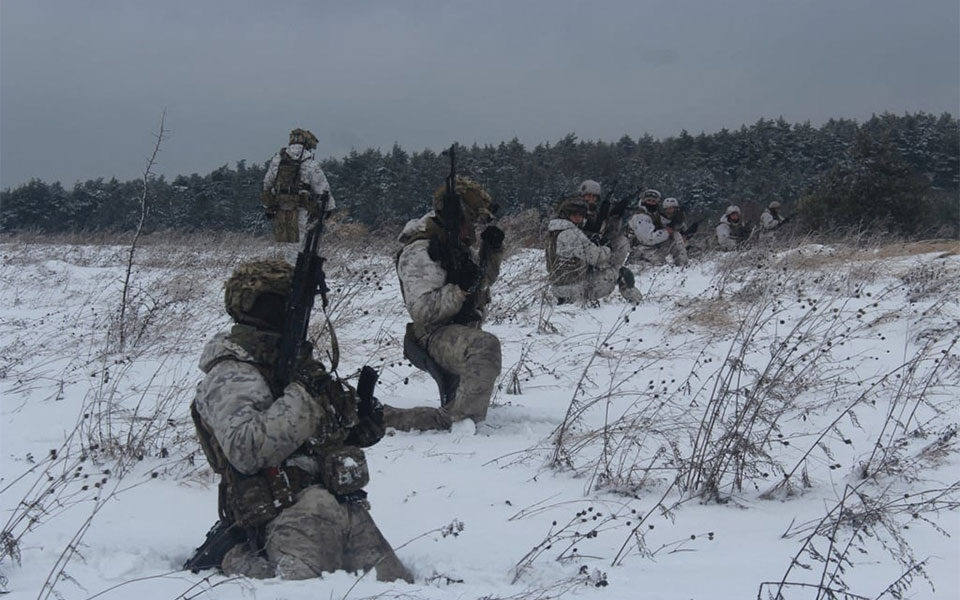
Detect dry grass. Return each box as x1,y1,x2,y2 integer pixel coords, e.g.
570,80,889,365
776,238,958,271
669,297,736,333
866,238,959,259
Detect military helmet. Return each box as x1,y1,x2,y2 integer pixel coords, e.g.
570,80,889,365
642,189,662,201
224,260,293,325
432,176,495,223
578,179,601,197
725,205,741,217
558,198,589,218
289,128,318,150
662,197,680,209
769,201,781,209
640,189,661,210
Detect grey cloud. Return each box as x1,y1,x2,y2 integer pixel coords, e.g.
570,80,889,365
1,0,957,188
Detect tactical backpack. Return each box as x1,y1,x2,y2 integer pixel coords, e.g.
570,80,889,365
262,148,314,243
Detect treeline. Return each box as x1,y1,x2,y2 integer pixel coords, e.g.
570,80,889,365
2,112,957,236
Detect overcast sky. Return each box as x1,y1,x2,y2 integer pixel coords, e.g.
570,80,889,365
1,0,958,189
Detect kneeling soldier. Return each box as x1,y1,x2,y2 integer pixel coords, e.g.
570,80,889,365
188,260,411,582
388,174,505,432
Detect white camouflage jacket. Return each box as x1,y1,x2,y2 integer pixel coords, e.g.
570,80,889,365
761,209,784,231
716,216,746,251
628,209,670,247
396,212,502,334
547,218,616,275
193,331,323,475
263,144,337,211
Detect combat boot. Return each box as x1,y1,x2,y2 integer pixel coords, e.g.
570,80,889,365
617,267,642,303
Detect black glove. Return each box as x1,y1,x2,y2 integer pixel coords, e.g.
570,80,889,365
356,366,384,426
480,225,505,250
294,359,330,398
449,259,482,292
452,295,482,324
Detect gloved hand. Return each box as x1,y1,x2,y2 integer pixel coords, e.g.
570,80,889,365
356,366,384,427
480,225,505,250
448,259,482,292
452,295,482,324
294,359,330,398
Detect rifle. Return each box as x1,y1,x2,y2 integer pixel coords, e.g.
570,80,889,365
591,178,620,232
439,145,483,323
684,220,701,236
183,520,244,573
276,191,332,387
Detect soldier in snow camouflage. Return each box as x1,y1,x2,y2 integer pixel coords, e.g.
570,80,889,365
546,198,642,304
759,200,788,245
262,128,336,263
387,177,505,431
627,190,688,266
716,205,750,251
191,260,411,582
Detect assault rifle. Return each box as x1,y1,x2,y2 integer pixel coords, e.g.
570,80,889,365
439,145,483,323
590,178,620,233
276,191,332,386
184,520,244,573
184,192,334,574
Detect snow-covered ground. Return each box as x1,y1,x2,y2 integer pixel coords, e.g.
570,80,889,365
1,236,958,600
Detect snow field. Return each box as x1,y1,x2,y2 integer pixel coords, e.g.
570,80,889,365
1,238,958,599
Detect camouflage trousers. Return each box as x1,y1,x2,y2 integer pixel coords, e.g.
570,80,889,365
222,485,412,582
427,324,502,422
281,209,318,265
552,266,617,302
385,324,502,431
631,236,688,267
552,236,639,303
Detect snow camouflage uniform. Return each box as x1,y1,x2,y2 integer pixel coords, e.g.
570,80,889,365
390,177,504,431
759,202,786,245
262,129,336,257
628,205,688,266
192,260,411,582
716,207,749,251
578,179,604,235
546,200,641,304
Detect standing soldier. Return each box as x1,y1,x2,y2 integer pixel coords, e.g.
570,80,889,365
262,128,335,261
188,260,412,582
759,200,789,245
387,175,505,432
628,190,687,265
546,198,642,304
716,205,751,251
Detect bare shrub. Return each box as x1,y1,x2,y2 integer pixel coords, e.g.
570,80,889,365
498,208,548,251
760,480,959,600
